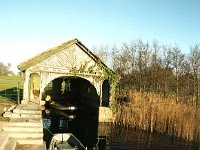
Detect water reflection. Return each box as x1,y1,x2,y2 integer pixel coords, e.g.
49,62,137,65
43,107,200,150
43,105,99,149
98,123,200,150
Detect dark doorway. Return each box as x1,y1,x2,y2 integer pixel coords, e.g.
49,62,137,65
42,76,100,110
102,80,110,107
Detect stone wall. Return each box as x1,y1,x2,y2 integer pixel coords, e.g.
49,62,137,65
98,107,114,122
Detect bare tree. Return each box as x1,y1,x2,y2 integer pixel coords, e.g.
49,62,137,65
135,40,151,91
149,41,162,92
93,45,109,64
127,41,137,89
189,45,200,106
171,46,185,103
93,40,200,105
161,45,174,98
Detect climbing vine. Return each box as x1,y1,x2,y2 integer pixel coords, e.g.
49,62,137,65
78,61,90,73
95,59,119,112
69,59,119,112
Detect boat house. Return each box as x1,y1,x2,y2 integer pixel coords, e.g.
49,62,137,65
18,39,118,121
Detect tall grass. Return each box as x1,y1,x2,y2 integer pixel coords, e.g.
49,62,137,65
114,91,200,142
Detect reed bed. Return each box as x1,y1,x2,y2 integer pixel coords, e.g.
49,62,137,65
114,91,200,142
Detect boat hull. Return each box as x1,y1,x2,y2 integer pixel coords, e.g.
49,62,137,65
49,133,86,150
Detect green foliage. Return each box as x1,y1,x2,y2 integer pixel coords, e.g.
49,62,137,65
88,63,97,74
79,61,90,73
94,60,119,111
69,58,119,111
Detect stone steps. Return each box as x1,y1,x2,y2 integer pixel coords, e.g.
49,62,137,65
2,126,43,132
0,121,42,128
3,139,16,150
12,137,44,145
0,131,9,150
9,132,43,138
9,118,43,123
13,109,42,114
15,143,46,150
7,105,17,111
3,104,42,119
3,111,41,118
0,104,45,149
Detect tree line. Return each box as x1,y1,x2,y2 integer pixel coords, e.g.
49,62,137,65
0,62,14,76
93,40,200,107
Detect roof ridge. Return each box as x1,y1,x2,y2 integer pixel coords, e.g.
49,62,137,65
18,38,79,70
17,38,115,74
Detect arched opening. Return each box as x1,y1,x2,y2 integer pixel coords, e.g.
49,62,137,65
29,73,40,102
42,76,100,148
42,76,100,110
102,80,110,107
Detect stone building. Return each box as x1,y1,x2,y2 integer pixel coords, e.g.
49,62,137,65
18,39,118,121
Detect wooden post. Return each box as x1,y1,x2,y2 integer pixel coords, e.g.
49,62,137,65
5,90,6,98
17,82,20,104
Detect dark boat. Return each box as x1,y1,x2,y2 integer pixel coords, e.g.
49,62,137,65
48,133,86,150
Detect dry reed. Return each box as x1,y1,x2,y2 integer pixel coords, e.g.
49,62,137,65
114,91,200,142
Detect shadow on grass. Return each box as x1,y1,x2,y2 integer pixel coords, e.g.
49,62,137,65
0,87,23,103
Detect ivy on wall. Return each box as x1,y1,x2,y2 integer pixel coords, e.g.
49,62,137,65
70,60,119,112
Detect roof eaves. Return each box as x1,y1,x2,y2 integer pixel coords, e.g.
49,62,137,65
18,39,79,71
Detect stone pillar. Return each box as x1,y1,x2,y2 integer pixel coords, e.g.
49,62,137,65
22,70,31,104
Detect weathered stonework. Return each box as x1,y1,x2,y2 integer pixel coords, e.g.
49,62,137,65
18,39,118,122
99,107,114,122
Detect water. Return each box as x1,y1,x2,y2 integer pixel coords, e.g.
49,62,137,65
98,123,200,150
43,107,200,150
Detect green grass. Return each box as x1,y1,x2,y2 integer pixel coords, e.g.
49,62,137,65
0,76,24,103
0,96,13,103
0,76,24,80
0,76,24,90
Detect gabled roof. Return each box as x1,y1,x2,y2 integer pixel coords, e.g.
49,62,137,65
18,38,113,73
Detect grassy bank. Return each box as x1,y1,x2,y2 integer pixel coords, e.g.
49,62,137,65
0,76,24,103
0,76,24,90
114,91,200,142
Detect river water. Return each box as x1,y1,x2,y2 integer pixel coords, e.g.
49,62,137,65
43,107,200,150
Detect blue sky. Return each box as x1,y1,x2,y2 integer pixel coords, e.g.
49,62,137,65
0,0,200,73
